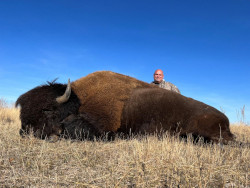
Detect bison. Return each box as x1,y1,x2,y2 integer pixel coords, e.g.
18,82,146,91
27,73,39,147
15,71,235,143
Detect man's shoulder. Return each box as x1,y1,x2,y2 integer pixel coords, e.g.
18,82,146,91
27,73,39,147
164,81,175,87
162,81,180,93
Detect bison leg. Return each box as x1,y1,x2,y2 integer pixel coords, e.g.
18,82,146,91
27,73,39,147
60,114,101,140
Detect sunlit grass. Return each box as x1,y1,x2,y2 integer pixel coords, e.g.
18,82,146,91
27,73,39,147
0,99,249,187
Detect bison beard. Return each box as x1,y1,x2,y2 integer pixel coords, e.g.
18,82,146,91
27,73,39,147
16,71,235,144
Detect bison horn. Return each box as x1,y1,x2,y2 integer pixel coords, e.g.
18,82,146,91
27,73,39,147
56,79,71,104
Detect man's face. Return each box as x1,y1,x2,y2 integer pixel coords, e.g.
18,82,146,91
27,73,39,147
154,70,164,83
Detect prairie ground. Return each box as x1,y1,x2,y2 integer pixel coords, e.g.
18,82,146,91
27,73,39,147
0,103,249,187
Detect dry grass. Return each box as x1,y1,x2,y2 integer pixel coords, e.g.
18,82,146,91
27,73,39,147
0,101,249,187
0,98,20,125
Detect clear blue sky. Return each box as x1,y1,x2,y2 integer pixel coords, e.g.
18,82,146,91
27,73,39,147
0,0,249,124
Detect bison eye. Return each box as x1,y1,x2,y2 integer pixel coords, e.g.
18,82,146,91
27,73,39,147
42,109,53,115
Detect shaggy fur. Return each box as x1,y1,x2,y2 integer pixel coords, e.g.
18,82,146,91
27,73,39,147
16,81,80,138
60,114,101,140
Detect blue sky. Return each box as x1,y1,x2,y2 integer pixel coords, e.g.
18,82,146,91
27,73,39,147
0,0,249,124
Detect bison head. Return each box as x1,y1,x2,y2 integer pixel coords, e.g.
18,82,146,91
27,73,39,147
15,79,80,139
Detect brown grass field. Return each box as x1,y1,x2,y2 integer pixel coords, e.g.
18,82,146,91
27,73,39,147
0,100,249,187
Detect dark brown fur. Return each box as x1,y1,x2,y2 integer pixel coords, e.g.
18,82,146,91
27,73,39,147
16,81,80,138
60,114,102,140
120,88,235,143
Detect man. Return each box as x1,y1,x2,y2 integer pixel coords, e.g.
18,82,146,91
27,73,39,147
151,69,180,93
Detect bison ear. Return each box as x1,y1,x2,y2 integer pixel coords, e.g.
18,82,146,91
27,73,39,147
56,79,71,104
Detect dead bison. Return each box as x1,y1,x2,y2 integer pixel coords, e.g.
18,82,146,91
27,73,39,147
16,71,235,143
